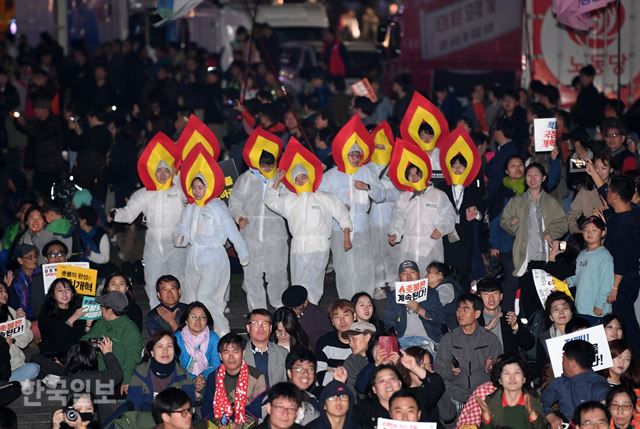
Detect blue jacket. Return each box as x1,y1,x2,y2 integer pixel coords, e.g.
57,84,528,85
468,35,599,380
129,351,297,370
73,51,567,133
382,287,444,343
486,141,519,197
127,360,196,412
175,329,221,379
541,370,610,420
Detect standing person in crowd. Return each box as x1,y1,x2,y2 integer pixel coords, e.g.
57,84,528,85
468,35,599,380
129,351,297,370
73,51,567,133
486,118,519,197
146,275,189,337
228,149,289,311
500,162,568,278
602,175,640,352
281,285,332,350
425,261,462,332
434,293,503,410
322,30,349,79
568,154,612,234
244,309,288,388
602,118,637,173
571,65,604,131
110,150,186,308
77,206,113,279
271,307,311,352
175,302,220,393
265,168,352,304
101,272,143,331
173,174,249,336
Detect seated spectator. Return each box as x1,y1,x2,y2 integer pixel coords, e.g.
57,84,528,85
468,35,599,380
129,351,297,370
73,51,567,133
606,385,638,429
127,331,195,412
351,292,386,333
383,261,444,353
599,340,635,387
255,382,304,429
146,275,189,337
455,381,497,429
101,272,143,331
542,339,610,426
151,387,195,429
77,206,113,279
316,299,356,386
64,339,123,422
353,333,401,396
388,390,422,422
175,302,220,393
335,321,376,395
0,329,21,406
398,346,445,423
7,244,43,322
572,401,611,429
33,278,87,377
283,348,320,425
0,280,38,382
424,262,462,331
352,365,404,429
42,202,73,254
476,276,535,357
16,207,55,265
308,380,355,429
434,293,503,409
82,291,143,394
476,355,546,429
201,333,267,423
51,393,100,429
536,291,575,385
603,314,625,342
282,285,332,350
244,309,288,387
0,406,17,429
271,307,311,352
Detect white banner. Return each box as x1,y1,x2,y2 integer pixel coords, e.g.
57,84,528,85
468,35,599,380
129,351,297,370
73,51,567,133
546,324,612,378
378,418,437,429
0,317,27,338
534,118,557,152
394,278,429,304
42,262,90,293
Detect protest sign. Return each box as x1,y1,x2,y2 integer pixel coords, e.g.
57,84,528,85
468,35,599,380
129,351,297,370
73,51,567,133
218,159,239,204
80,297,102,321
351,78,378,103
531,269,572,307
0,317,26,338
546,324,612,378
394,278,428,304
43,262,90,293
58,265,98,296
534,118,557,152
378,418,437,429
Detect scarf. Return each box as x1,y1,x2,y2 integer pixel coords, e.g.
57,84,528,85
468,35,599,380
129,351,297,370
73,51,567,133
213,362,250,424
502,176,525,195
181,325,210,376
150,358,176,379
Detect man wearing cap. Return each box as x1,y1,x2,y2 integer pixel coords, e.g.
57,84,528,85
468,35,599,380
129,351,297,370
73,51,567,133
266,169,352,304
308,380,354,429
476,277,534,357
319,143,385,300
382,261,444,353
335,321,376,395
110,157,186,308
229,151,289,311
282,285,332,350
82,291,143,395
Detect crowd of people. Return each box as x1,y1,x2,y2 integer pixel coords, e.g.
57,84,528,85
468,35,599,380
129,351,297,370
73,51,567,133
0,21,638,429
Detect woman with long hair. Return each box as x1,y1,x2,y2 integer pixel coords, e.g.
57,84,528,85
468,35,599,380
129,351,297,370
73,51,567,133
101,272,142,331
600,340,638,387
568,153,613,234
351,292,385,333
51,393,101,429
603,314,625,342
271,307,311,352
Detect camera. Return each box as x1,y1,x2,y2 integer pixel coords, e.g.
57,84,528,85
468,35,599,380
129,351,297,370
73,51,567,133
88,338,102,350
570,158,586,172
65,406,78,422
559,241,567,252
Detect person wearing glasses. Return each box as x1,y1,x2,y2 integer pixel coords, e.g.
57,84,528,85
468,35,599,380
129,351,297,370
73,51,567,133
175,302,221,397
256,382,305,429
244,309,288,387
151,387,195,429
602,118,636,174
308,380,355,429
572,401,611,429
282,348,320,425
606,386,639,429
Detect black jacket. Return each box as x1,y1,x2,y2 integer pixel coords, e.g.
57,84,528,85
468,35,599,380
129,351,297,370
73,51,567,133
481,314,535,357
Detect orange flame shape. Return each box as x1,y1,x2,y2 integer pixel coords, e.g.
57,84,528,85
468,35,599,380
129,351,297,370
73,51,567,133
388,139,432,192
439,126,481,187
242,128,283,179
176,114,221,168
400,92,449,152
332,115,374,174
137,132,179,191
371,121,394,166
278,137,324,194
180,145,225,206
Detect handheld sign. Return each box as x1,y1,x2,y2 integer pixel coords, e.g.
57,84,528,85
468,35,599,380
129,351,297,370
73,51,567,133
351,78,378,103
532,269,572,307
218,159,239,205
58,265,98,296
394,278,428,304
80,297,102,321
378,418,437,429
534,118,557,152
545,324,612,378
43,262,90,293
0,317,26,338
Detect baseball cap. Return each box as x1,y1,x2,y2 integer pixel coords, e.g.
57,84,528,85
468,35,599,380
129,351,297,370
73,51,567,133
341,321,376,339
95,291,128,312
398,260,419,275
282,285,308,308
319,380,352,403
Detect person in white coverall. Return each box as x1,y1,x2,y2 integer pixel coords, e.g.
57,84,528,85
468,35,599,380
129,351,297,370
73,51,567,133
228,152,289,310
110,162,186,308
319,145,385,299
367,162,401,297
264,167,352,304
173,175,249,336
388,165,456,276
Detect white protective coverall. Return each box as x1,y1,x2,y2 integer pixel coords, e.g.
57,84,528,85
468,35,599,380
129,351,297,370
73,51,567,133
367,163,402,289
264,186,352,304
173,198,249,336
228,169,289,310
319,166,385,299
388,186,456,276
113,183,186,308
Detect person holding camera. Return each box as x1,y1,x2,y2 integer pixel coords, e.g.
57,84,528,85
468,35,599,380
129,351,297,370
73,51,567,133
51,393,100,429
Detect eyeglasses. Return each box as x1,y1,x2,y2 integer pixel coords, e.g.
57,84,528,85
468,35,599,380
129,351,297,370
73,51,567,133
610,403,634,412
170,406,195,418
248,320,271,327
579,420,609,428
271,404,299,415
326,395,349,402
291,366,315,374
188,315,207,321
47,252,66,258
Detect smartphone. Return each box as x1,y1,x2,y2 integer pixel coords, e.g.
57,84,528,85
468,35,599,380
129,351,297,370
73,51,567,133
570,158,587,172
451,355,460,369
11,111,19,118
559,241,567,252
378,335,399,357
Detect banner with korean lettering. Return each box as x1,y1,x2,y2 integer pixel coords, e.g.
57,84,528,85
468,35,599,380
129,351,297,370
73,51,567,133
0,317,27,338
394,279,429,304
80,297,102,321
43,262,90,293
546,324,612,378
58,265,98,297
532,269,573,307
378,418,437,429
534,118,557,152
